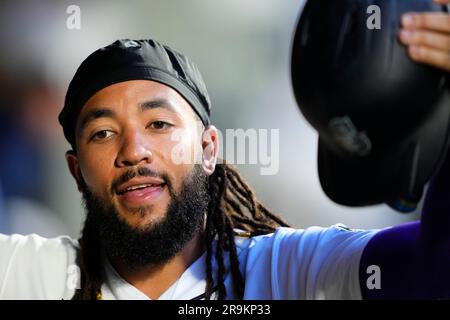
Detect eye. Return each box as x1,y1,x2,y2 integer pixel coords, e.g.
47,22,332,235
148,121,172,130
90,130,114,141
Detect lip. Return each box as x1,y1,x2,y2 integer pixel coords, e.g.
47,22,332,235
116,177,165,195
115,177,166,207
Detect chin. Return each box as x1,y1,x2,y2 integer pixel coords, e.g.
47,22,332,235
118,205,167,229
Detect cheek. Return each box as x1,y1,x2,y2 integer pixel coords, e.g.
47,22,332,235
158,129,201,166
78,148,116,193
154,139,198,191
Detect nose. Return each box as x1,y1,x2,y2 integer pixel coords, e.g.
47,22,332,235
115,129,153,167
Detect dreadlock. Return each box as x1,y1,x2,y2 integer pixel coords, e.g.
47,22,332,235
72,161,290,300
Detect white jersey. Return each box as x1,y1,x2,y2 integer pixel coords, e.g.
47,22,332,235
0,225,377,300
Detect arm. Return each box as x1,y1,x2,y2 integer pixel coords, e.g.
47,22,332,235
360,142,450,299
359,1,450,299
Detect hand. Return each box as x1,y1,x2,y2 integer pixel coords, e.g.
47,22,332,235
398,0,450,72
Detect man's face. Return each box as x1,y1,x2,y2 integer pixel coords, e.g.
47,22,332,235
67,80,216,230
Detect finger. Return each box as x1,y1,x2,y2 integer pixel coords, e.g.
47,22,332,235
399,29,450,51
434,0,450,5
402,13,450,33
408,45,450,72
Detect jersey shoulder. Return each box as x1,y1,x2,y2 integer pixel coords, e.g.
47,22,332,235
241,225,378,299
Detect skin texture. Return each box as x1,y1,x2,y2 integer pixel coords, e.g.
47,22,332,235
65,80,219,299
399,0,450,72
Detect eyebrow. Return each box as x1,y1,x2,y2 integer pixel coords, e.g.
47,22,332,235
78,98,178,132
78,108,115,132
139,99,177,113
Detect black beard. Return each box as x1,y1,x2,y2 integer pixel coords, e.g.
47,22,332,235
80,165,210,270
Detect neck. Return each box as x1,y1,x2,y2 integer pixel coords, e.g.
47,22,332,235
110,230,206,300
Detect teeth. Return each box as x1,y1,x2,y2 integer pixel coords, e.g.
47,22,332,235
125,183,154,191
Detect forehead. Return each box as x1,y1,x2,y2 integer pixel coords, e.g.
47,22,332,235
78,80,198,122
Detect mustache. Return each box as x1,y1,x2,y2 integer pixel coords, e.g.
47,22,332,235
110,167,171,195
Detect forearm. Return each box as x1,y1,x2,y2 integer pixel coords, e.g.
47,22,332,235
359,147,450,299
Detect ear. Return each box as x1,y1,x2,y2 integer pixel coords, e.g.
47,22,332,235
65,150,84,193
201,125,219,176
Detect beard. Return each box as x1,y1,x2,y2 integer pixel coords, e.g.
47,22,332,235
80,164,210,270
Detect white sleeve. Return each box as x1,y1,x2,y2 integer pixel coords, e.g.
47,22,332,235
272,225,378,299
0,233,78,300
243,225,378,299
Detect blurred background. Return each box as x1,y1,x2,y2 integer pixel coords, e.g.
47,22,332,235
0,0,420,239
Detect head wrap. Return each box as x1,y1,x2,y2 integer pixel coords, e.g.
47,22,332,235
59,39,211,147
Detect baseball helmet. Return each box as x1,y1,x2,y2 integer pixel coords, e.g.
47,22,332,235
291,0,450,212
